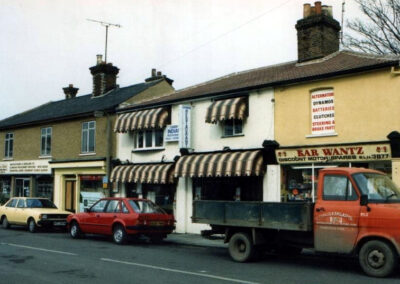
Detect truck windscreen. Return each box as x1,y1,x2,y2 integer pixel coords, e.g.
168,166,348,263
353,173,400,203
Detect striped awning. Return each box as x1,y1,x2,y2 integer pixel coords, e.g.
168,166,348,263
205,97,247,124
110,163,175,184
114,107,170,133
174,150,264,178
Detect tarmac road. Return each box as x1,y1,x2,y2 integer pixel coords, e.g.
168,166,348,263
0,226,399,284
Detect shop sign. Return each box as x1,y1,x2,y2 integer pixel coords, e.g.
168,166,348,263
179,105,191,149
276,143,391,164
0,160,51,174
311,89,335,135
165,125,179,142
80,175,103,181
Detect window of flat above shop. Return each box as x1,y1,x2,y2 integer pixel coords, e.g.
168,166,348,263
81,121,96,153
40,127,52,156
135,129,164,150
309,89,336,137
4,132,13,158
223,119,243,137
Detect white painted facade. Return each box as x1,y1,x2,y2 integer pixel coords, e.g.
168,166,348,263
116,87,279,234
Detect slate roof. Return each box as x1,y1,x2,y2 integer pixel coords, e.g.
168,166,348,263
0,80,160,129
121,50,400,110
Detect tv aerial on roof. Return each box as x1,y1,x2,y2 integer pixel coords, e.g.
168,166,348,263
87,19,121,63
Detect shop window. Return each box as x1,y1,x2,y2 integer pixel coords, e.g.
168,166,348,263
4,132,13,158
135,129,164,150
193,177,262,201
142,184,175,214
81,121,96,153
0,178,11,198
40,127,52,156
37,178,53,200
223,119,243,137
323,175,358,201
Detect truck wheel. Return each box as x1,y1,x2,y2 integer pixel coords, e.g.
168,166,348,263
28,218,37,233
113,224,127,245
229,232,255,262
359,240,398,277
2,216,10,229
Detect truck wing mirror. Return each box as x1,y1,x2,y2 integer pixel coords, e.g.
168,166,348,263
360,194,368,206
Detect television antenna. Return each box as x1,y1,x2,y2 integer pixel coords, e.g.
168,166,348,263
87,19,121,63
341,0,346,46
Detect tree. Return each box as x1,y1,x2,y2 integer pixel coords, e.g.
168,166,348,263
345,0,400,55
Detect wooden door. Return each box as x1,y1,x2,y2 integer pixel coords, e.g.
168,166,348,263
65,181,76,212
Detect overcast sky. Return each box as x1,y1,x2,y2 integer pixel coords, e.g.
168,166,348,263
0,0,361,120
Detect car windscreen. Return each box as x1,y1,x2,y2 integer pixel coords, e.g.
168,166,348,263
353,173,400,203
26,199,58,208
128,200,164,214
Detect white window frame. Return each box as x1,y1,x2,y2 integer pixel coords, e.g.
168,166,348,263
223,119,243,137
4,132,13,158
135,129,164,150
40,127,52,156
81,121,96,153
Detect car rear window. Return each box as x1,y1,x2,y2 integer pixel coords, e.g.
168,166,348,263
128,200,164,214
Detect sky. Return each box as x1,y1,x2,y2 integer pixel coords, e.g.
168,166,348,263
0,0,361,120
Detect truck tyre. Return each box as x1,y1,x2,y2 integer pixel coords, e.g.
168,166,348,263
229,232,255,262
359,240,398,277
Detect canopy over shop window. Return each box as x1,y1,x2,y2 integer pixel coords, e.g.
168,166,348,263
174,150,264,178
205,97,248,124
114,107,170,133
110,163,175,184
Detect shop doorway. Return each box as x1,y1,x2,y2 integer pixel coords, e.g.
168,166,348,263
15,178,30,197
65,180,76,212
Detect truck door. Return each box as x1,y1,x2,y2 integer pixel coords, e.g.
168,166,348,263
314,174,360,253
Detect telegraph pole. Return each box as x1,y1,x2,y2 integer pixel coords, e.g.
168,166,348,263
87,19,121,63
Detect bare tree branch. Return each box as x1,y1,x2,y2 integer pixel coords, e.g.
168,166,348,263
344,0,400,54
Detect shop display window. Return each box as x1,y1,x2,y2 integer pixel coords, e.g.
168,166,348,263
37,178,53,200
142,184,175,214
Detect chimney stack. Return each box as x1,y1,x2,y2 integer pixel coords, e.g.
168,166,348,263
89,55,119,97
296,2,341,63
63,84,79,99
145,68,174,86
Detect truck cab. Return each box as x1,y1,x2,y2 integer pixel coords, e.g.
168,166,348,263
314,168,400,277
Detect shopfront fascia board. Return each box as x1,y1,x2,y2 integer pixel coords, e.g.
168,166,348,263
276,142,391,164
0,160,51,175
50,160,106,170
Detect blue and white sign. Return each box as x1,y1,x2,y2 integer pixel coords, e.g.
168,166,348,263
165,125,179,142
178,105,191,149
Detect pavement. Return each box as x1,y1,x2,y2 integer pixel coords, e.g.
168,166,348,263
166,233,227,248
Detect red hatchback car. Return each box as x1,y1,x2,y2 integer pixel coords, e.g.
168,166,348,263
67,198,175,244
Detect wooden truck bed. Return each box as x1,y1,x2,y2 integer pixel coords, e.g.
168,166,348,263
192,200,314,232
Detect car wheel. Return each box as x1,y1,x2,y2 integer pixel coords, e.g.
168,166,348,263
2,216,10,229
359,240,398,277
28,218,37,233
70,221,83,239
228,232,255,262
113,224,127,245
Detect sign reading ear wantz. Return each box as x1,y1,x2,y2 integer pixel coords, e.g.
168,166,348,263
311,89,335,135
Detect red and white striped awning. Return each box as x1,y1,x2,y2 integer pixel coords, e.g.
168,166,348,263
114,107,170,133
110,163,175,184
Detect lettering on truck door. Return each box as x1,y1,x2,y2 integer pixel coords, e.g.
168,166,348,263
314,174,361,253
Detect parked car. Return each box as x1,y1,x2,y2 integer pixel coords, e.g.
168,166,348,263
0,197,71,233
67,197,175,244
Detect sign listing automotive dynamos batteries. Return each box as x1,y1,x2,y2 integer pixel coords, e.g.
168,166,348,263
311,89,335,135
276,143,391,164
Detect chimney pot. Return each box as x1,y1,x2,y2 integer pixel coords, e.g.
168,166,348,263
315,1,322,15
157,71,162,76
303,3,311,18
63,84,79,99
96,54,103,65
152,68,156,77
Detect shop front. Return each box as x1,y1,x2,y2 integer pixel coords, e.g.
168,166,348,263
0,159,52,203
50,159,108,213
110,163,176,214
276,142,392,202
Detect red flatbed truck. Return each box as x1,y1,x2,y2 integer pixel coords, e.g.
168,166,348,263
192,168,400,277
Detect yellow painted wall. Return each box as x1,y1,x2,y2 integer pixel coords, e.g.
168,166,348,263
275,68,400,146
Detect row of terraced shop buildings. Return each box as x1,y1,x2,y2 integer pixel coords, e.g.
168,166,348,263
1,2,400,233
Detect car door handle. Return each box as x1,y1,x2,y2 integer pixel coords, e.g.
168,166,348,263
96,214,100,218
316,207,325,212
113,215,117,218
